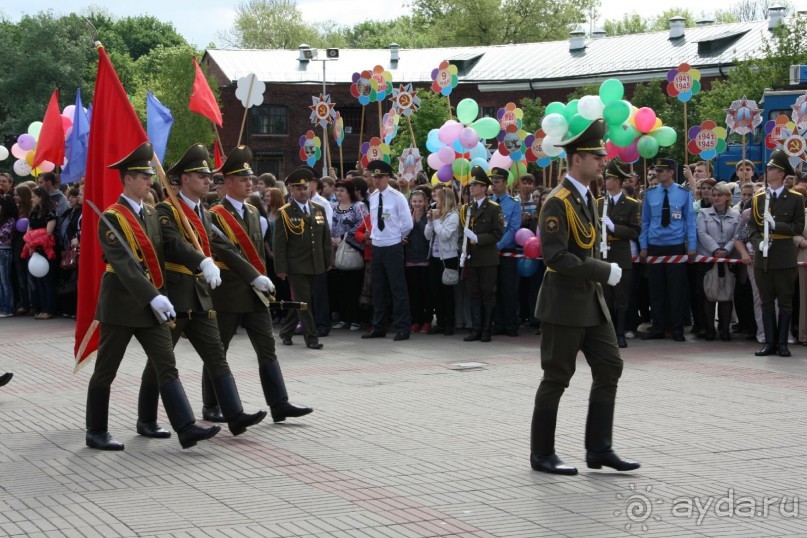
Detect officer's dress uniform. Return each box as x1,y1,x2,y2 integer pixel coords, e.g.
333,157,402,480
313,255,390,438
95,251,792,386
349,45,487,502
492,185,522,336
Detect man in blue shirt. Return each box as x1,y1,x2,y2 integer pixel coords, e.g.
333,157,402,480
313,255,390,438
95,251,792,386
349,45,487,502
639,158,696,341
490,167,522,337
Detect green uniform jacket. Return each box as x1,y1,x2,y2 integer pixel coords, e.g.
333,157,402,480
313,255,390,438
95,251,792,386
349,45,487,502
209,198,267,313
156,201,212,312
458,198,504,267
273,201,334,275
536,178,611,327
596,194,641,271
749,189,805,270
96,197,165,328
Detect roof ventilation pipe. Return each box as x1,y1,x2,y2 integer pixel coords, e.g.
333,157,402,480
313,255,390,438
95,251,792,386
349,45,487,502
569,28,586,51
669,16,686,39
768,5,786,30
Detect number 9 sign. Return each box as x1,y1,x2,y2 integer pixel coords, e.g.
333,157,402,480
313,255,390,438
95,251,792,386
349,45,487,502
431,61,459,96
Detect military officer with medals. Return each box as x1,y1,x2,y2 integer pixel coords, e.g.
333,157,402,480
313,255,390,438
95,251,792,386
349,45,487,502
138,143,267,436
207,146,313,423
530,120,639,475
459,167,504,343
749,149,805,357
274,166,334,350
596,160,641,348
86,142,221,450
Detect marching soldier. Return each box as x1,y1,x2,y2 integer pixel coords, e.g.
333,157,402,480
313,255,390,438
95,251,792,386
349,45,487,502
138,144,267,436
459,167,504,342
596,160,641,348
205,146,313,423
274,166,334,349
86,142,220,450
749,149,804,357
530,120,639,475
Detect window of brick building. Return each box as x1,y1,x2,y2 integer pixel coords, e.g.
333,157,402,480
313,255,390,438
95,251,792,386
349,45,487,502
250,105,288,135
339,106,363,134
253,153,284,177
481,106,496,118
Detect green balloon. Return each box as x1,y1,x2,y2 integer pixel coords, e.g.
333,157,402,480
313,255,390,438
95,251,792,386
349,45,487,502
564,99,579,120
603,100,630,126
637,135,660,159
649,126,677,147
545,101,566,116
452,157,471,176
568,114,592,137
471,117,501,139
457,98,479,125
599,78,625,105
608,123,638,147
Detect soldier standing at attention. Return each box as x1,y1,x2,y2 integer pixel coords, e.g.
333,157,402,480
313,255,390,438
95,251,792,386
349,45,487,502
85,142,220,450
749,149,804,357
490,167,522,337
596,160,641,348
530,120,639,475
275,166,334,350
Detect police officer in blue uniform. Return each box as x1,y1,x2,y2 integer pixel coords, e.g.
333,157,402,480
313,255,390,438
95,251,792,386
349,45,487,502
490,167,522,336
639,158,696,341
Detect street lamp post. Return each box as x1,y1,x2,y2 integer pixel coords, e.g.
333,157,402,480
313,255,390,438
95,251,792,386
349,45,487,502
311,48,339,177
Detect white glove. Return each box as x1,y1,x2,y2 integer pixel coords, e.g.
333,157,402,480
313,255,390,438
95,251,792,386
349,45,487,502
199,257,221,289
464,228,478,243
607,263,622,286
251,275,276,294
764,212,776,227
149,295,176,321
602,216,615,232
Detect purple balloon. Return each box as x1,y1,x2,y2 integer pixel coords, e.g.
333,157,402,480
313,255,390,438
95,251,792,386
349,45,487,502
437,164,453,182
17,134,35,152
16,218,29,233
459,127,480,149
515,227,535,247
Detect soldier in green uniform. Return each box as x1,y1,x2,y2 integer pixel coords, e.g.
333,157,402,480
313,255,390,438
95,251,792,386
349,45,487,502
274,166,334,350
206,146,313,423
596,160,641,348
530,120,639,475
137,144,267,436
86,142,221,450
459,166,504,342
749,149,805,357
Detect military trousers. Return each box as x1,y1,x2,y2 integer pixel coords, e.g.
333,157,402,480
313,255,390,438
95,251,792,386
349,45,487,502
280,273,319,344
217,309,278,366
494,255,520,331
466,265,498,306
755,267,797,315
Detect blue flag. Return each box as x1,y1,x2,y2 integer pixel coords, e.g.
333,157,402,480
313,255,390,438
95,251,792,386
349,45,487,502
146,91,173,163
61,89,90,183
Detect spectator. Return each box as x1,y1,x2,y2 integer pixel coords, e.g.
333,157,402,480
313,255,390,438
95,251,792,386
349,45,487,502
27,187,57,319
0,172,12,196
57,186,82,318
490,168,521,337
405,190,432,333
12,185,32,315
734,182,755,212
516,174,538,232
397,175,412,199
37,172,69,218
254,173,276,197
793,184,807,345
424,187,460,335
321,176,336,203
329,179,368,331
0,195,17,317
308,175,333,336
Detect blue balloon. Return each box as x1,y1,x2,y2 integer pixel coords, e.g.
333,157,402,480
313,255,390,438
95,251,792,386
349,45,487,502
469,141,489,161
426,129,444,153
517,258,540,277
471,157,489,171
452,139,465,153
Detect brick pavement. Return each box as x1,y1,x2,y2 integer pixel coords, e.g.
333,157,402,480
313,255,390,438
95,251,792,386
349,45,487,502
0,317,805,537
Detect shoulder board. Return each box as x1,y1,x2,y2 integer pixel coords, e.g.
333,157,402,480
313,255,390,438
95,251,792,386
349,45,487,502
310,201,323,209
596,196,604,202
279,203,291,210
789,189,802,196
646,185,658,191
488,200,499,207
553,187,572,200
626,196,639,203
244,202,257,211
753,191,765,198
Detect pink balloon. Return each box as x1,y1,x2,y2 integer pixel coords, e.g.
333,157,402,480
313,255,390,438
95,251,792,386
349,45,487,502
619,140,640,163
427,152,444,170
515,227,535,247
437,164,453,182
633,107,657,134
459,127,479,149
11,143,27,159
437,120,463,144
61,115,73,133
17,134,35,151
62,105,76,118
524,236,542,259
38,161,55,173
438,145,455,164
605,140,619,159
488,150,512,170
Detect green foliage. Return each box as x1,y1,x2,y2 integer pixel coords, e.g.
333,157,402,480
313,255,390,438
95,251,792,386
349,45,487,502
648,9,697,31
341,18,440,49
389,90,451,169
602,14,648,36
566,82,600,101
220,0,320,49
519,96,545,132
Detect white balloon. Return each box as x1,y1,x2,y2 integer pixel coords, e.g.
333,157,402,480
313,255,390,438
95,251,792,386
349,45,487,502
541,114,568,138
578,95,604,121
542,136,563,157
0,146,8,161
13,159,32,177
28,252,49,278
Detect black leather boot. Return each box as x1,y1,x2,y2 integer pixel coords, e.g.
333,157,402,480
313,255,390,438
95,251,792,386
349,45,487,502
463,304,482,341
755,312,778,356
718,302,732,341
86,386,124,450
0,372,12,387
529,407,577,475
160,379,220,449
777,312,792,357
258,361,313,423
136,381,171,438
212,373,268,436
480,305,494,342
615,308,627,348
584,401,639,471
201,366,225,422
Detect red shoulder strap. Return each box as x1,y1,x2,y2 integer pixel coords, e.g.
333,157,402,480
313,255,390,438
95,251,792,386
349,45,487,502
210,205,266,274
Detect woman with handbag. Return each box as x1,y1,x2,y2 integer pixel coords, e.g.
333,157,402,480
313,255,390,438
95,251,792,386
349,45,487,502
696,183,741,340
329,180,368,331
424,187,460,335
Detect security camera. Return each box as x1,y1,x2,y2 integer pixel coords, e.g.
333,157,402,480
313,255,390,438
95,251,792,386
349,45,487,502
326,48,339,59
303,48,318,60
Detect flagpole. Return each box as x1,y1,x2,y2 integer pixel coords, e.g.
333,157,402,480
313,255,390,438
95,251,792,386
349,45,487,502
339,144,345,179
357,107,365,165
213,125,226,157
152,155,204,254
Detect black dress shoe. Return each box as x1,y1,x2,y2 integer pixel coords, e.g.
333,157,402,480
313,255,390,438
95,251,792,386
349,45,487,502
306,342,324,349
86,431,125,451
719,332,731,342
178,424,221,449
270,402,313,422
361,330,386,339
641,332,665,340
316,329,330,337
136,420,171,438
463,330,481,342
704,333,716,341
755,343,777,356
428,326,443,334
778,344,791,357
505,330,519,337
393,332,410,341
202,405,226,422
0,372,12,388
228,410,268,436
672,333,686,342
281,336,293,346
586,451,640,471
530,453,578,475
617,336,627,348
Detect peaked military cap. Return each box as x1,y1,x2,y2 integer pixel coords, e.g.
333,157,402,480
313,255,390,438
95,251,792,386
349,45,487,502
653,158,676,170
216,146,253,176
489,167,509,180
605,159,631,180
366,160,394,177
767,148,796,177
167,144,212,177
108,142,155,175
557,119,607,156
469,165,491,187
285,166,317,186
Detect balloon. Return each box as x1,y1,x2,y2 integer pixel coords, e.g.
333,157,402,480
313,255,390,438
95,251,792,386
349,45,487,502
426,129,443,153
470,117,500,139
61,115,73,133
438,120,463,144
488,150,512,170
17,134,36,151
568,114,592,137
15,218,29,233
511,160,527,180
62,104,76,118
469,141,489,161
619,140,640,163
578,95,604,121
599,79,624,104
452,139,465,153
650,126,677,147
427,152,444,170
0,146,8,161
471,157,489,171
452,158,471,177
431,172,440,186
456,98,479,124
11,144,27,159
542,136,563,157
13,159,31,176
437,145,455,164
608,123,638,147
651,118,662,132
25,151,35,167
636,135,660,159
603,100,631,126
437,164,453,182
541,114,568,137
605,140,619,159
515,227,535,247
565,99,579,119
28,252,49,278
516,257,540,277
38,160,55,173
545,101,566,116
633,107,657,134
523,236,542,259
27,122,43,140
459,127,479,149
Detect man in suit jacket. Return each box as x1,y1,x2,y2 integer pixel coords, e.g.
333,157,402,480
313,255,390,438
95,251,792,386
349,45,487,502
596,160,641,348
530,120,639,475
86,142,220,450
274,166,333,349
208,146,313,423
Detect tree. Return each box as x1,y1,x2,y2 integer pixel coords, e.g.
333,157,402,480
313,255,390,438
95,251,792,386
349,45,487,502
519,97,545,133
389,90,451,169
219,0,321,49
728,0,793,22
341,18,440,49
648,9,697,32
603,14,648,36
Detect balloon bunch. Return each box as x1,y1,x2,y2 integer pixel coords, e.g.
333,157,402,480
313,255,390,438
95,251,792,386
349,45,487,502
10,108,74,177
515,228,542,276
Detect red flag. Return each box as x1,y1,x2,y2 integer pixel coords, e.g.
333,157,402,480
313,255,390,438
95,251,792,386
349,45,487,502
213,142,223,169
32,89,66,169
189,57,223,127
74,45,148,371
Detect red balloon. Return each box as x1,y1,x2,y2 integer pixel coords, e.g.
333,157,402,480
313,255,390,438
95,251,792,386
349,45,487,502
523,236,542,259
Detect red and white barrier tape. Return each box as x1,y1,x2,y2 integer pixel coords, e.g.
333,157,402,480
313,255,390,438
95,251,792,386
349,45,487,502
501,251,807,266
